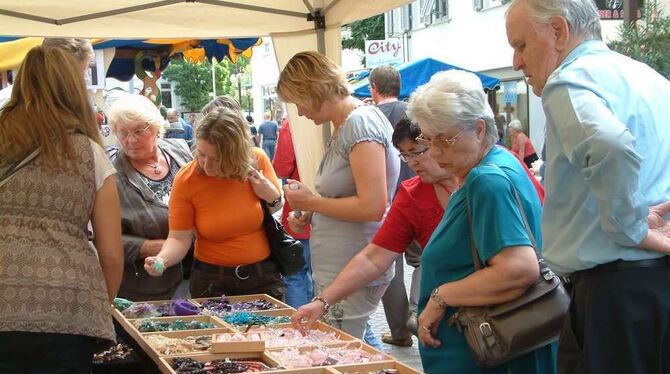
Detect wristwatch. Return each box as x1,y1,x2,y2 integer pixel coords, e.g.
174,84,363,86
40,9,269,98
430,287,449,309
312,296,331,313
265,195,282,207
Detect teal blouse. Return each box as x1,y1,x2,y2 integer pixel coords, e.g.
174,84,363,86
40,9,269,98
418,146,557,374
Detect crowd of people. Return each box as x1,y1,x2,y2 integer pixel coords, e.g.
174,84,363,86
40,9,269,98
1,0,670,373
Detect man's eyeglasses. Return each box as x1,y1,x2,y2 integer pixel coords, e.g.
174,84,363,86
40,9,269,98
118,123,152,140
415,131,463,149
398,147,429,162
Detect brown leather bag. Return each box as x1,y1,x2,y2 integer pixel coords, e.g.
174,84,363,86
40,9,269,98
447,184,569,369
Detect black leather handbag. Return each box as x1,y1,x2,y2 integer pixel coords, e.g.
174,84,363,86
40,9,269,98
447,181,569,369
261,202,306,276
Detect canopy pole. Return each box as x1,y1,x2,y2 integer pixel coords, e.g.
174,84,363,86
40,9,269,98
308,9,331,147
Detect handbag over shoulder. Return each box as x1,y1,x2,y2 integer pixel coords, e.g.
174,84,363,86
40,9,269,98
260,202,306,276
447,170,569,369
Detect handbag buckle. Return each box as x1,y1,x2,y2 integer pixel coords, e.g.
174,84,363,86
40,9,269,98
543,269,555,281
234,265,250,280
479,322,493,336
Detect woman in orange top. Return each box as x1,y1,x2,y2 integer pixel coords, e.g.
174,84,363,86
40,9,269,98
144,102,285,299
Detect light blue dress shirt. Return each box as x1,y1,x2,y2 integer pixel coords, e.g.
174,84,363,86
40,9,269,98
541,40,670,274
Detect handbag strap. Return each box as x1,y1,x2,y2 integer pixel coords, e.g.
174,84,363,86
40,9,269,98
0,149,40,189
465,165,540,270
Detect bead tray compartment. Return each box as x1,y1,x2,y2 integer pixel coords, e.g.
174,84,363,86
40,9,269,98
191,293,293,313
118,299,201,318
142,328,236,357
331,361,423,374
265,342,392,370
130,315,231,333
158,351,279,373
216,309,295,327
230,322,357,348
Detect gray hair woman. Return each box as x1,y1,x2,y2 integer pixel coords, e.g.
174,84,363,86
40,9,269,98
508,119,538,168
108,94,193,301
408,70,556,373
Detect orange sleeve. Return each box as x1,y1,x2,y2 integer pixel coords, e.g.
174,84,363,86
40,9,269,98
254,148,281,192
169,163,196,231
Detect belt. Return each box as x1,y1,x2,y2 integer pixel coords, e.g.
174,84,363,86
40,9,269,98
569,256,670,283
193,258,275,280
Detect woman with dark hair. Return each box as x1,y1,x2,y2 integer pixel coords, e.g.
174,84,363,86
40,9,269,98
0,46,123,373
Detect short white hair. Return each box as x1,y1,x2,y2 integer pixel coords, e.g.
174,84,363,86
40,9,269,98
508,0,602,41
408,70,497,148
108,94,166,137
508,119,524,131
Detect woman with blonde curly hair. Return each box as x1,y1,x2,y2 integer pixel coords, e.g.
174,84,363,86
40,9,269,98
279,51,400,339
145,103,285,299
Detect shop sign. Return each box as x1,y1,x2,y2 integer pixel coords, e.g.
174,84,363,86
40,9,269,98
595,0,643,20
365,38,403,68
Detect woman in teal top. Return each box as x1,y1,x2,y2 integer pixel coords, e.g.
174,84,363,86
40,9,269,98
407,70,557,374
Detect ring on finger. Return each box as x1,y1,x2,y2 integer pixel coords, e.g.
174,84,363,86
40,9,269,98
422,325,431,332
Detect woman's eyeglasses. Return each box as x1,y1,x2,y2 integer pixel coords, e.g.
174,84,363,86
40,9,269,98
415,131,463,149
398,147,429,162
118,123,152,140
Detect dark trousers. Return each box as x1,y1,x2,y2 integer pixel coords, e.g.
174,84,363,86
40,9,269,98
189,258,285,300
558,260,670,374
0,332,96,374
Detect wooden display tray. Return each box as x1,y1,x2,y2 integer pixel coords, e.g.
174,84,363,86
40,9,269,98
158,351,279,374
192,293,293,312
265,342,392,370
142,328,235,357
331,361,424,374
241,321,358,348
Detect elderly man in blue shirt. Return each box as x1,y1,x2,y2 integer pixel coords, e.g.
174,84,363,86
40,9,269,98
506,0,670,373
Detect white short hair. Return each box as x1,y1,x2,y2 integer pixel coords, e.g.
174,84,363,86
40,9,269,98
508,0,601,41
407,70,497,147
108,94,166,137
508,119,524,131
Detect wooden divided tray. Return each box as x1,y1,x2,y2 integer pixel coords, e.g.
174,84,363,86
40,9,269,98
238,321,357,348
158,351,279,374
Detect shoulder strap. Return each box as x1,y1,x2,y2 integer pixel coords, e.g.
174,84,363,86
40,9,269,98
0,149,40,188
465,164,540,270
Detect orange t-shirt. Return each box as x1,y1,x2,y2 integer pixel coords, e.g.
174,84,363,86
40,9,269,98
169,148,281,266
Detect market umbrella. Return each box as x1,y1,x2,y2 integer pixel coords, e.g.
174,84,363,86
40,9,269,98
352,57,501,99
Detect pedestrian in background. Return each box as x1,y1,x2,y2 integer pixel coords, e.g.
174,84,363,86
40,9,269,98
258,112,278,158
507,0,670,373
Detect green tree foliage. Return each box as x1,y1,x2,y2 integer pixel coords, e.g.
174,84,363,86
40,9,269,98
162,57,250,112
608,0,670,79
342,14,385,51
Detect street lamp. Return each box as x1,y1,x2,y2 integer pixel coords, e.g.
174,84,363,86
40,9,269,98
230,65,243,107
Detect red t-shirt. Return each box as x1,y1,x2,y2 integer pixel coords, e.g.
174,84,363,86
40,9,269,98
372,176,444,253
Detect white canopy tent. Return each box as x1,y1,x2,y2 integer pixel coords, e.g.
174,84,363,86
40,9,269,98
0,0,411,187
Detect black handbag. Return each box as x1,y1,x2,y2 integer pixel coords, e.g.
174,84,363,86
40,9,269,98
260,202,306,276
447,176,569,369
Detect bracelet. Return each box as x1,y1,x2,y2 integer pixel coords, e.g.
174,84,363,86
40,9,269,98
311,296,331,313
265,195,282,207
430,287,449,309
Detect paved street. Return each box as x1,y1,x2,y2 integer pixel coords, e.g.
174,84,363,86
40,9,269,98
367,262,423,371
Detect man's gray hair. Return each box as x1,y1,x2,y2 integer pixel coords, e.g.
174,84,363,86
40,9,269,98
407,70,498,148
509,0,602,41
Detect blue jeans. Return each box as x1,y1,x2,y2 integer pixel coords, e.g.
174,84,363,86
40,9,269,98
262,141,276,160
282,239,314,308
364,322,383,350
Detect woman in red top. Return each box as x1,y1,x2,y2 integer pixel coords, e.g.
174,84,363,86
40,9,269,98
509,119,538,168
